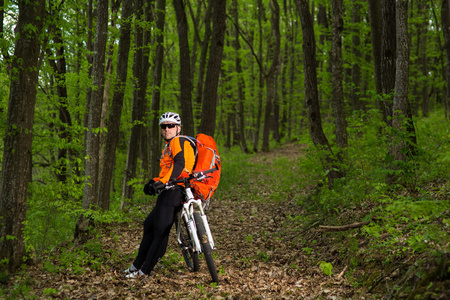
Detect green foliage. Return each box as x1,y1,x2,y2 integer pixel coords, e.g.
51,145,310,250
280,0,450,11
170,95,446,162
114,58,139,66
363,195,450,256
302,247,313,255
43,288,58,296
318,261,333,276
0,272,35,300
290,109,449,284
297,109,449,215
38,235,124,279
25,176,130,256
257,251,270,262
158,249,183,270
0,270,9,284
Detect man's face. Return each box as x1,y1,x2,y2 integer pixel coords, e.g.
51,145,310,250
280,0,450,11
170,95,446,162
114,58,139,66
160,122,179,140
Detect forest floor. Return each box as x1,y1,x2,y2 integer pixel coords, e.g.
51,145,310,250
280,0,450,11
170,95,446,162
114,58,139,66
2,143,449,299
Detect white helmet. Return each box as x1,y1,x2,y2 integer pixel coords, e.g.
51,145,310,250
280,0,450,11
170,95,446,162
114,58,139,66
159,112,181,125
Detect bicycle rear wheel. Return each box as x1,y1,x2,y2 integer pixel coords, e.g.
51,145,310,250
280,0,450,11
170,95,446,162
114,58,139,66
193,212,219,283
178,216,199,272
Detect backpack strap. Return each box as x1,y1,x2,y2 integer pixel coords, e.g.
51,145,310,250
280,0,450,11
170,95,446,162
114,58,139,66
167,135,198,172
178,135,198,157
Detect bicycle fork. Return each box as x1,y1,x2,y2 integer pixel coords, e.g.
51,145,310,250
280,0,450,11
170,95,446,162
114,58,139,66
182,189,216,253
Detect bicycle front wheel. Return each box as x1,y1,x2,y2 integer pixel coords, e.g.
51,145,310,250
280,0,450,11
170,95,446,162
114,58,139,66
179,216,199,272
193,212,219,283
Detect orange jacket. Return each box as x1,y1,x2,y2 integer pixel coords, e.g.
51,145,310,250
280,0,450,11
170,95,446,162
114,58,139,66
154,136,196,184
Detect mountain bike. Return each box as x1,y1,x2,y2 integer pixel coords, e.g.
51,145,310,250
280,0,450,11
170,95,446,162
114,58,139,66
165,168,219,283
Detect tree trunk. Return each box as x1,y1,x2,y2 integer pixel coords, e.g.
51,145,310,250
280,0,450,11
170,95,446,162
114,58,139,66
47,2,72,188
351,0,362,111
280,38,289,141
331,0,347,152
443,0,450,119
294,0,343,184
253,0,265,152
84,0,95,141
232,0,249,153
367,0,383,107
390,0,416,164
76,0,109,242
121,0,151,207
381,0,396,125
173,0,194,137
198,0,227,136
0,0,44,272
186,0,201,81
262,0,281,152
316,3,329,105
149,0,166,178
139,0,152,179
193,2,213,121
419,0,429,118
98,0,134,211
100,0,121,165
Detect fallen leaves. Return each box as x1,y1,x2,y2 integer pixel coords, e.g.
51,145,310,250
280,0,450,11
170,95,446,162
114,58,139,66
3,144,362,299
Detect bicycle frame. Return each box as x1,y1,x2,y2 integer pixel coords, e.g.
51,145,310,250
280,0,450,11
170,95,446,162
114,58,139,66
176,187,216,253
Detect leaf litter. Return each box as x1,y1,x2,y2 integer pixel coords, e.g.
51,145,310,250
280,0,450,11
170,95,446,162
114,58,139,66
4,144,373,299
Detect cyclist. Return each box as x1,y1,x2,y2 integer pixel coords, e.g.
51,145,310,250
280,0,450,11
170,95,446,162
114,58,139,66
124,112,196,278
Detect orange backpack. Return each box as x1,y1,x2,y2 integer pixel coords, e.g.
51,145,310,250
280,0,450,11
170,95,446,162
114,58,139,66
180,134,221,201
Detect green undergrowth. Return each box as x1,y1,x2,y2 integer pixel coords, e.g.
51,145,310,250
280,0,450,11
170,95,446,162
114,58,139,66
289,110,449,298
216,110,449,298
1,110,448,299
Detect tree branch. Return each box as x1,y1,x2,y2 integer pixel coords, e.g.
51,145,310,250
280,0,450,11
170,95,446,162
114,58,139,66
318,221,370,232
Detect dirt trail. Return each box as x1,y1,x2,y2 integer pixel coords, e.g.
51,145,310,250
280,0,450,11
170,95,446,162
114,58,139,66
5,144,367,299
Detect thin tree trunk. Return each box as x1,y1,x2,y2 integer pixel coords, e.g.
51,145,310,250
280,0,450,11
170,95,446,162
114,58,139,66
193,2,213,121
149,0,166,178
280,38,288,140
316,3,329,108
100,0,121,165
420,0,429,117
186,0,202,81
75,0,109,243
391,0,416,164
351,0,362,110
198,0,227,136
232,0,249,153
367,0,383,108
294,0,343,184
430,0,448,119
271,1,282,145
381,0,396,125
173,0,194,136
47,2,72,188
262,0,281,152
139,0,152,179
331,0,347,151
98,0,134,211
443,0,450,119
253,0,265,152
84,0,95,141
121,0,151,206
0,0,44,272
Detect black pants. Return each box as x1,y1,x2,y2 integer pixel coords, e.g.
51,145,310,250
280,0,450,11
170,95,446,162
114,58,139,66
133,188,184,274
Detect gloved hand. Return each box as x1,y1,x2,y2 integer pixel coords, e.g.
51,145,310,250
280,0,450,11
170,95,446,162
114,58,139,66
152,181,166,194
144,179,156,195
143,179,166,195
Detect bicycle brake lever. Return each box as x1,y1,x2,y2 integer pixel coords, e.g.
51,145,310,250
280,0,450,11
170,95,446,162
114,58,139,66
194,172,207,181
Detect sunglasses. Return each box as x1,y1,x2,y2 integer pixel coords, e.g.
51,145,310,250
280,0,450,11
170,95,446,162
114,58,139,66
160,123,177,129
